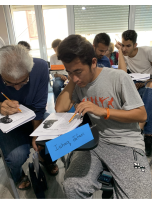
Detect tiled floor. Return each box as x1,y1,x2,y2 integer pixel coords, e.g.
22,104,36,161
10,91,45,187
0,90,152,199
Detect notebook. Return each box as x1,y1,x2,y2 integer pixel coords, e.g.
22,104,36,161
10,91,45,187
0,105,36,133
30,112,83,141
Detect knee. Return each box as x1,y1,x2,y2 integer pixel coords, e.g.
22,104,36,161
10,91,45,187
5,144,30,168
63,177,87,199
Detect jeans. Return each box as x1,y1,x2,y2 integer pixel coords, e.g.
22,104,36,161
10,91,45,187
0,112,54,183
135,80,152,135
53,76,68,102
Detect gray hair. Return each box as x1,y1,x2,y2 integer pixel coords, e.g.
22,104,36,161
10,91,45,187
0,45,34,80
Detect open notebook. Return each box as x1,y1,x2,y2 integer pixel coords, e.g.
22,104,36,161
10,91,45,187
0,105,36,133
30,112,83,141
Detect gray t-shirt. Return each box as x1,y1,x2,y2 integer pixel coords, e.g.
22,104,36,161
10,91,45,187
72,68,145,151
124,46,152,74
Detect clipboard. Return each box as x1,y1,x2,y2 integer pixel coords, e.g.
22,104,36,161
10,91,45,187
51,65,65,71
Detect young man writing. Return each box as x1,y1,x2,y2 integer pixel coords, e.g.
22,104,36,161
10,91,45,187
55,34,152,199
115,30,152,156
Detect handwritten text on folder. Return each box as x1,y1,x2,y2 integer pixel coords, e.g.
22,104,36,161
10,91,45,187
45,123,94,162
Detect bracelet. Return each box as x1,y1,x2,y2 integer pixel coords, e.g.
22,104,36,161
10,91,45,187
104,108,110,120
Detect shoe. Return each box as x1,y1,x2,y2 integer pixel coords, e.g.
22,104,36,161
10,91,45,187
39,161,59,176
144,135,152,156
16,175,31,190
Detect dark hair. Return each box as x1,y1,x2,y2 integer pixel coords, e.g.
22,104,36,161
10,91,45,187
18,41,31,50
52,39,61,48
122,30,137,44
57,35,96,67
93,33,110,47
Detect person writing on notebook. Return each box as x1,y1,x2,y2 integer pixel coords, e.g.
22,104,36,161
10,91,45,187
55,35,152,199
115,30,152,156
0,45,59,191
50,39,69,102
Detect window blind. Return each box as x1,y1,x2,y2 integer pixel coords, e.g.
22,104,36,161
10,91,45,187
74,5,129,34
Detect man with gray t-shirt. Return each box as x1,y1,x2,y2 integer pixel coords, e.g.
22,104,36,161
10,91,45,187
115,30,152,156
55,35,152,199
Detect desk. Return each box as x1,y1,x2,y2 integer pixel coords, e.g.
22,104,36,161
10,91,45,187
36,125,99,151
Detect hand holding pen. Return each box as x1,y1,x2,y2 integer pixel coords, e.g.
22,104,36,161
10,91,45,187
0,92,22,116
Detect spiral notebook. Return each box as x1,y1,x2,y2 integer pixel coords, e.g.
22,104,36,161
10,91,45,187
0,105,36,133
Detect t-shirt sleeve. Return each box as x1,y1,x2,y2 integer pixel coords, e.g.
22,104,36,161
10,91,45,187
147,47,152,62
72,87,81,105
50,55,55,65
120,72,144,110
33,61,49,120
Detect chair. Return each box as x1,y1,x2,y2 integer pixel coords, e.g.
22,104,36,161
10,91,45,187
0,148,19,198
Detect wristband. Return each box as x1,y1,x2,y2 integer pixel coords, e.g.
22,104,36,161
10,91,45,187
104,108,110,120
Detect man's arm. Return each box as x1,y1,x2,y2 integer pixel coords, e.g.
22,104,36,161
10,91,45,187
55,80,76,112
32,119,43,151
115,41,127,72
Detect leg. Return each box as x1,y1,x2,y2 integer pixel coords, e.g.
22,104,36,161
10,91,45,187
95,141,152,199
63,151,102,199
0,122,32,184
53,77,64,102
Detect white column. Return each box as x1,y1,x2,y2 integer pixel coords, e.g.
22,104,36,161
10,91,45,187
34,5,48,61
66,5,75,35
128,5,136,30
3,5,16,45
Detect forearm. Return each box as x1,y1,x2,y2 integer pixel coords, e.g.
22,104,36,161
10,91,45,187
107,106,147,123
32,119,43,131
55,80,76,112
118,49,127,72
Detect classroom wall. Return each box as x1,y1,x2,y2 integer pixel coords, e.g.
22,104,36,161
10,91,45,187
0,5,9,45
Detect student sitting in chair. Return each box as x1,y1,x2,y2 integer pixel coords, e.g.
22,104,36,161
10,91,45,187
115,30,152,156
55,34,152,199
50,39,68,102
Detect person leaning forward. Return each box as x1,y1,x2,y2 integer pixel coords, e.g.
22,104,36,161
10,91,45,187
0,45,59,191
55,34,152,199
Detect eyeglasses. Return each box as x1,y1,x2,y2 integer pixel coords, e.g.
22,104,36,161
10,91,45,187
1,75,29,88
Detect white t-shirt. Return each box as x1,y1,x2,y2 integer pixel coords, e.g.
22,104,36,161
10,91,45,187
50,53,68,76
72,68,145,152
124,46,152,74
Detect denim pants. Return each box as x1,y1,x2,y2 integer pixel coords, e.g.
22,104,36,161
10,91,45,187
136,81,152,134
0,112,55,183
53,76,68,102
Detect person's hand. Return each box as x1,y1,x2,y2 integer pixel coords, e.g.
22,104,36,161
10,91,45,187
0,100,20,115
75,101,107,117
60,75,67,81
32,136,44,152
115,40,122,51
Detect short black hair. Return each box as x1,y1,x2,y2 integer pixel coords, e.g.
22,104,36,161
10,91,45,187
52,39,61,48
18,41,31,50
122,30,137,44
93,33,111,47
57,35,96,67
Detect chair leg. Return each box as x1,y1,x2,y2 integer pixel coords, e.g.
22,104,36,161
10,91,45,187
0,149,19,199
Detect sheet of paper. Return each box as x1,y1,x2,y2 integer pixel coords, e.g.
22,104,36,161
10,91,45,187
45,124,94,161
129,73,150,81
36,135,59,141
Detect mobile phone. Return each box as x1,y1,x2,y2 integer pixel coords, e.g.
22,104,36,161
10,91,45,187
97,170,113,185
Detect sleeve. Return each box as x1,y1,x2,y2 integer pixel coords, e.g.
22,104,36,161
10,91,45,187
50,55,55,65
72,87,81,105
120,72,144,110
32,61,49,120
106,59,111,68
147,47,152,62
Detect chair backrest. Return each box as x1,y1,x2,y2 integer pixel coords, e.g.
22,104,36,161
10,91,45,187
51,65,65,71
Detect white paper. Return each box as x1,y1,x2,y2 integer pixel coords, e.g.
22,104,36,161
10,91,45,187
129,73,150,81
0,105,36,133
30,112,83,137
36,135,59,141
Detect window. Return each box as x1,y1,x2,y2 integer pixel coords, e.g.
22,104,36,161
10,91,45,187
42,5,68,61
10,5,40,58
74,5,129,49
134,5,152,46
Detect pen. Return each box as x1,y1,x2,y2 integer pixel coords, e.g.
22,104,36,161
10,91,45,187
1,92,22,113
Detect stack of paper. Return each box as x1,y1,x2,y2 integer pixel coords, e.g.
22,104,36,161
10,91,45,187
30,112,83,141
0,105,36,133
129,73,150,81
